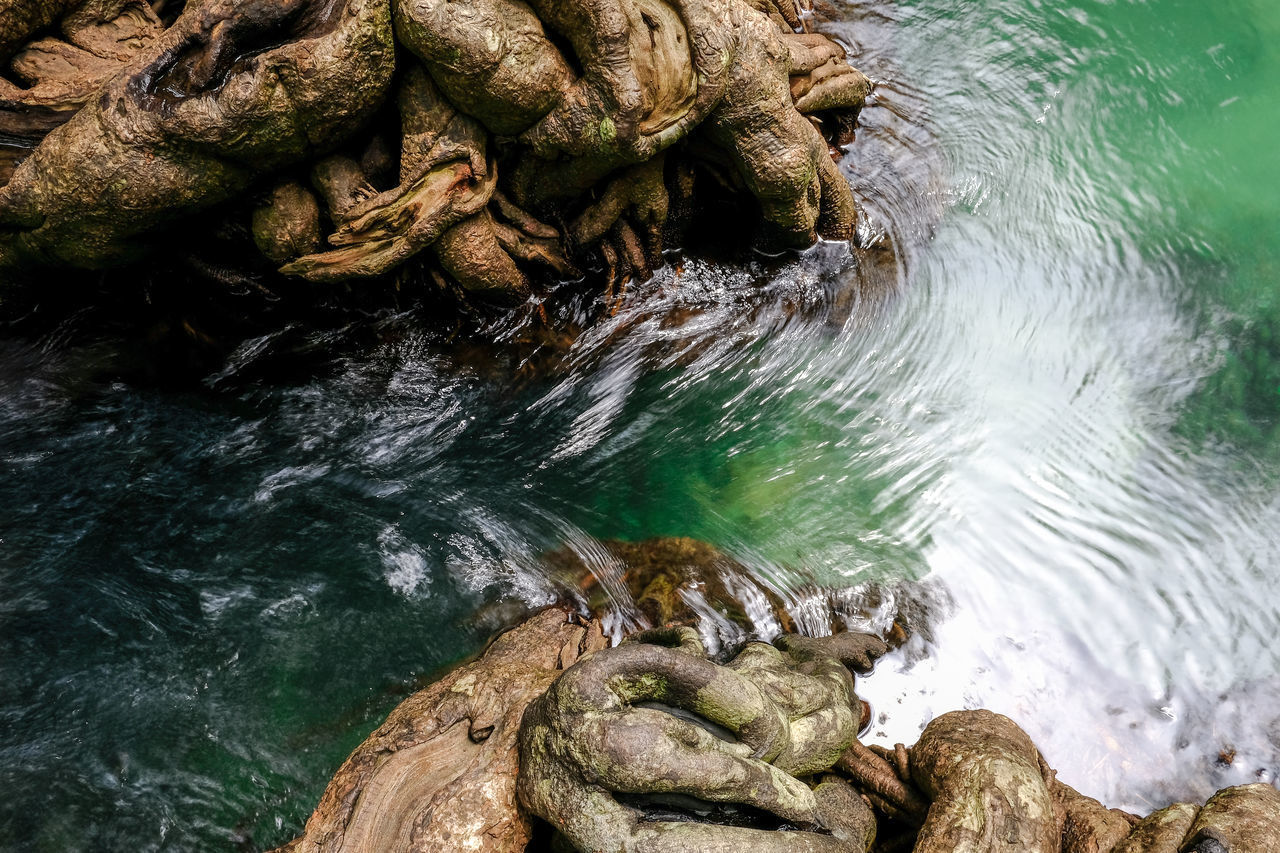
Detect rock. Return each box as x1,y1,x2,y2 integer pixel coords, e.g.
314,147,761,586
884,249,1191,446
545,535,794,633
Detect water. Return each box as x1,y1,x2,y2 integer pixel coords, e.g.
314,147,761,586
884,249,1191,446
3,0,1280,847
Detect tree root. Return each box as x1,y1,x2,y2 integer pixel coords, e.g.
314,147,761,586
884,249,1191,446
269,608,609,853
276,600,1280,853
852,710,1280,853
836,739,930,826
0,0,875,312
517,626,883,851
0,0,395,272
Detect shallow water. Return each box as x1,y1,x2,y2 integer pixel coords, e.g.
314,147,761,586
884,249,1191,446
4,0,1280,848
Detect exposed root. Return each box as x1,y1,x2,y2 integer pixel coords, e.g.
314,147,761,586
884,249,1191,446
271,609,609,853
281,157,496,282
0,0,395,271
276,601,1280,853
518,627,882,851
1,0,874,306
435,210,530,298
837,740,930,826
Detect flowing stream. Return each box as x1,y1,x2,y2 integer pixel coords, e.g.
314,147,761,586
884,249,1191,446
4,0,1280,848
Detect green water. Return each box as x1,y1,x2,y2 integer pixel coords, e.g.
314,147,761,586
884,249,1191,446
3,0,1280,848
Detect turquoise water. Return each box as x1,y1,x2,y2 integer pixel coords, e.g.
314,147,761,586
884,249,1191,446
3,0,1280,847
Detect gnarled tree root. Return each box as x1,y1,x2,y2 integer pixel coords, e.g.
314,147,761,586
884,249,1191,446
517,626,885,852
269,608,608,853
0,0,395,271
0,0,874,313
838,709,1280,853
276,604,1280,853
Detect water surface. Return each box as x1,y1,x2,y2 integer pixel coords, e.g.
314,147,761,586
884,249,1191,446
4,0,1280,848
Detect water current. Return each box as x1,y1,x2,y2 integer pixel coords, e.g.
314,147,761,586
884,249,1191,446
3,0,1280,848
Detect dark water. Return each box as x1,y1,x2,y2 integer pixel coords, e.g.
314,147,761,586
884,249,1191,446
4,0,1280,848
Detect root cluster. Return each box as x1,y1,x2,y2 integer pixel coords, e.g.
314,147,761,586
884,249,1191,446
0,0,872,305
277,606,1280,852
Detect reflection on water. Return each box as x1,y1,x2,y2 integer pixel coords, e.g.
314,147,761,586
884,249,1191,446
3,0,1280,847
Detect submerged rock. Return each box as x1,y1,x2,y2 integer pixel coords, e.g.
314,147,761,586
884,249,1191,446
542,535,923,651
